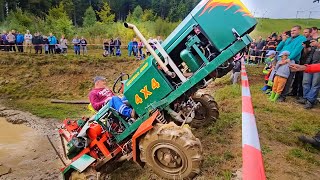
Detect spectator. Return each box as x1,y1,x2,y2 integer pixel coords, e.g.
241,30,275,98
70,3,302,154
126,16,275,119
146,37,155,56
2,31,8,51
48,33,57,54
276,35,282,44
72,36,80,55
80,36,88,55
132,38,138,57
311,27,319,40
255,36,266,61
264,50,276,65
24,30,33,53
138,39,144,57
42,36,49,54
269,51,295,102
127,40,133,57
6,31,16,52
114,37,121,51
109,38,115,56
276,25,307,102
60,35,68,54
265,36,278,51
290,28,313,98
297,39,320,109
103,39,109,57
156,36,163,44
11,30,17,52
249,38,257,57
16,31,24,53
303,28,312,40
32,32,42,54
230,53,242,84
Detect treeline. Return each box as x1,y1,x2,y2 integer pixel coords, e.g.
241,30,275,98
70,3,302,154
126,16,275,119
0,0,200,41
0,0,200,24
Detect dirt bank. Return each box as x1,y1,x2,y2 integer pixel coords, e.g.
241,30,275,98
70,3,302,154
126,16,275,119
0,105,62,180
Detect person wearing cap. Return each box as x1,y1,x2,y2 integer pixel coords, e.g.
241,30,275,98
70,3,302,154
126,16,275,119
294,38,320,109
88,76,135,118
261,50,276,92
269,51,295,102
276,25,307,102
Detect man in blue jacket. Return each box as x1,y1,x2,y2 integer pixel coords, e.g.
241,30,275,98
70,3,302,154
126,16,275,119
16,31,24,52
276,25,307,102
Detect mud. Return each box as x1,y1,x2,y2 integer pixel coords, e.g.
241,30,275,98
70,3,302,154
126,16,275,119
0,106,62,180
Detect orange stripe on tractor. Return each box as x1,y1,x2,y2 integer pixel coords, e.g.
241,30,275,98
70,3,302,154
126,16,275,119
132,111,159,162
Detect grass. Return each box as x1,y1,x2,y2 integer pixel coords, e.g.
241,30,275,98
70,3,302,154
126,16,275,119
251,18,320,38
1,53,320,179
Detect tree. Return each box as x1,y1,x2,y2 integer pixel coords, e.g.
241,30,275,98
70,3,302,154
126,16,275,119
142,9,156,22
131,5,143,22
96,2,115,24
83,6,97,27
46,3,74,37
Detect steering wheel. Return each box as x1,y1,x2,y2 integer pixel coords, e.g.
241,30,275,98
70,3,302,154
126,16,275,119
113,73,130,94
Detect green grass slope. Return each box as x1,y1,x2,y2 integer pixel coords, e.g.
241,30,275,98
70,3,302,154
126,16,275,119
251,18,320,38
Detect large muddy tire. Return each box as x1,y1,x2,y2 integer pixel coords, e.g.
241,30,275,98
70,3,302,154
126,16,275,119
139,122,203,180
69,168,97,180
191,94,219,128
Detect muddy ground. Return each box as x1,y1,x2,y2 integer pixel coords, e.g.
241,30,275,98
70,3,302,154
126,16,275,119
0,105,62,180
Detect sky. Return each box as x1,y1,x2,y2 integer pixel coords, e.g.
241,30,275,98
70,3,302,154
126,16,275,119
241,0,320,19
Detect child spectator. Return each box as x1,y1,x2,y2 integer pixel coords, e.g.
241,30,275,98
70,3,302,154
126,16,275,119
72,36,80,55
116,48,121,57
269,51,295,102
138,39,144,57
60,35,68,54
132,38,138,56
264,50,276,65
230,53,242,85
262,59,277,93
80,36,87,55
103,39,109,57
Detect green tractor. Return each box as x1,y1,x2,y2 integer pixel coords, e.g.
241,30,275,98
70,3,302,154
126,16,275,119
59,0,257,179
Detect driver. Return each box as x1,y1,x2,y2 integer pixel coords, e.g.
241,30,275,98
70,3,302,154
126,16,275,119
89,76,136,118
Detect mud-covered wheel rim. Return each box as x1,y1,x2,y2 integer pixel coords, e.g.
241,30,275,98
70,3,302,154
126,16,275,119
139,122,203,180
191,94,219,128
151,143,188,174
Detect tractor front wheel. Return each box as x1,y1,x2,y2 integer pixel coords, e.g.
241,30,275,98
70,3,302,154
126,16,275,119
191,94,219,128
139,122,203,180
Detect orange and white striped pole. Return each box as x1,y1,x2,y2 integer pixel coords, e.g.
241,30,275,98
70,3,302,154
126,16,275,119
241,58,266,180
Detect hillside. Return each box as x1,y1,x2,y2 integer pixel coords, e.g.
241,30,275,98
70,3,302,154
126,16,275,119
0,53,319,179
251,18,320,38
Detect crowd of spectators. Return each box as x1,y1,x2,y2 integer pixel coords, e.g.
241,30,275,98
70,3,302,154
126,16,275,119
0,29,165,60
251,26,320,110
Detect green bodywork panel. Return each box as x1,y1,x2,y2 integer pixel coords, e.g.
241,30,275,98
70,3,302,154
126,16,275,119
123,58,174,116
98,0,256,147
62,154,95,179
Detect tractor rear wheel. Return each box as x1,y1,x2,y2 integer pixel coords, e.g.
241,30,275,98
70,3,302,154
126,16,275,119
191,94,219,128
69,167,97,180
139,122,203,180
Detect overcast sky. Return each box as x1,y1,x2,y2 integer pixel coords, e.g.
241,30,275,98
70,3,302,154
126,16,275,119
241,0,320,18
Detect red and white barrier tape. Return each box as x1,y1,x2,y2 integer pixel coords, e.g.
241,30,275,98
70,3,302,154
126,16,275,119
241,58,266,180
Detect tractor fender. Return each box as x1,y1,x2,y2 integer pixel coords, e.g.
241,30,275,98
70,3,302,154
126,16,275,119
132,111,159,165
62,154,96,180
